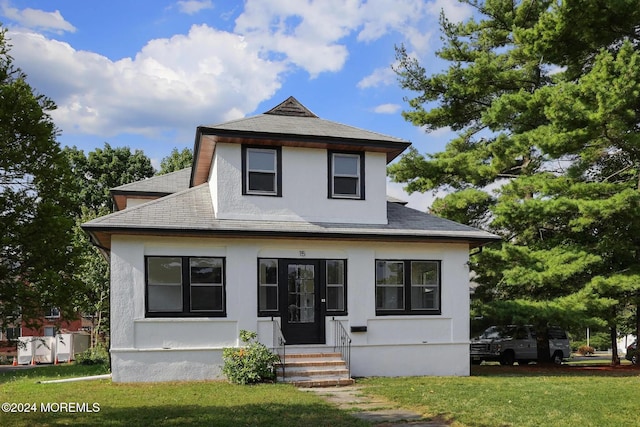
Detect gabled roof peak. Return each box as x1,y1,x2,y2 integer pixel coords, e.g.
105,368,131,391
264,96,318,118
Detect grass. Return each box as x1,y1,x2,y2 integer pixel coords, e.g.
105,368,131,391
359,365,640,427
0,364,367,427
2,363,639,426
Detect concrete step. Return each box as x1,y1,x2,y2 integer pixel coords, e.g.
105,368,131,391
277,352,353,388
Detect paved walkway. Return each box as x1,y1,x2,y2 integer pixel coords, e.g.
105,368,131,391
300,385,450,426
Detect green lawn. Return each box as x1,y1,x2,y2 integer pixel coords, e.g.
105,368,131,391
0,364,366,427
2,363,639,426
359,365,640,427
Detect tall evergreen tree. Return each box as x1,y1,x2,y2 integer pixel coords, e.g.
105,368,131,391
390,0,640,363
0,27,81,328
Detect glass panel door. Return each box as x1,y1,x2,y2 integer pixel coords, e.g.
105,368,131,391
288,264,315,323
280,260,324,344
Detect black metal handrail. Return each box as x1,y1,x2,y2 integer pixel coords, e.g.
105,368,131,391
333,318,352,378
272,318,286,379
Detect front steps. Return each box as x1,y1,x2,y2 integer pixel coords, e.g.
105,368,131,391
276,352,354,387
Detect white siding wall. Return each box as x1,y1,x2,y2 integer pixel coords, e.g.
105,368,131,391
109,235,471,382
210,143,388,224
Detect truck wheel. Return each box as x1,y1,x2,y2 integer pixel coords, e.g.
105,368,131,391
500,350,515,366
552,351,563,365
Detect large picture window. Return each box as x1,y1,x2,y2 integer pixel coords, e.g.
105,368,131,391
146,256,226,317
242,146,282,196
328,151,364,199
376,260,440,315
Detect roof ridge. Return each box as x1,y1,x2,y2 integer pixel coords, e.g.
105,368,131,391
264,96,318,118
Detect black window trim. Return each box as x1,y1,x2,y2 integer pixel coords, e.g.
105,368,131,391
375,259,441,316
325,259,348,315
327,150,365,200
242,145,282,197
257,258,279,315
145,256,227,318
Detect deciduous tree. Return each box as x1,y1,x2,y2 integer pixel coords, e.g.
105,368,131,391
0,27,80,329
64,144,155,345
158,147,193,175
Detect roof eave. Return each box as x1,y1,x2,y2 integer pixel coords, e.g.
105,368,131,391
80,224,500,249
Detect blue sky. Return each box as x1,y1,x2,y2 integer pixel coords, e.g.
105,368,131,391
1,0,473,210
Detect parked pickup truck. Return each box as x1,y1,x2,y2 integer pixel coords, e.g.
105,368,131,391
470,325,571,365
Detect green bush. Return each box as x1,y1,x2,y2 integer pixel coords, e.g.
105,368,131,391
75,344,109,366
222,330,280,385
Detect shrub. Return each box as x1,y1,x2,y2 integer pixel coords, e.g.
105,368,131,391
222,330,280,385
577,345,595,356
75,344,109,366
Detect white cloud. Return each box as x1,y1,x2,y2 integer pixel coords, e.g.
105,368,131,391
357,66,395,89
235,0,360,77
235,0,438,77
357,0,425,42
425,0,473,23
373,103,401,114
8,25,285,138
177,0,213,15
1,4,75,34
2,0,448,143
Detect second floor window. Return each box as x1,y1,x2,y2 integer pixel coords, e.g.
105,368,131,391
329,151,364,199
243,146,282,196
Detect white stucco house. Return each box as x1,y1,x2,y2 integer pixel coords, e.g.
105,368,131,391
83,96,499,383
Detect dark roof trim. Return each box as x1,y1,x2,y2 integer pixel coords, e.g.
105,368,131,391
189,125,411,187
197,126,409,148
197,127,410,155
81,224,499,248
111,190,173,198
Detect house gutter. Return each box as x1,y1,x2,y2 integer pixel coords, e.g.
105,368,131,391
82,224,500,247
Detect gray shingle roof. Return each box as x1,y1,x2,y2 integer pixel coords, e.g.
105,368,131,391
202,114,408,145
112,167,192,194
84,184,499,245
200,97,408,146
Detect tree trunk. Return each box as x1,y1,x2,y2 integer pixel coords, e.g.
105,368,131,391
536,327,552,364
636,304,640,346
610,326,620,365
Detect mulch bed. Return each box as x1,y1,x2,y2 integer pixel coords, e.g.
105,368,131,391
473,363,640,376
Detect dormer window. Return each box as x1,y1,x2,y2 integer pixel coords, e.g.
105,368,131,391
242,146,282,196
328,151,365,199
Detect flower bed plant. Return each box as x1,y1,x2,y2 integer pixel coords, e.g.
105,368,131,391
222,330,280,385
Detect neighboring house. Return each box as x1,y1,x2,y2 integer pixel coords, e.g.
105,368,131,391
20,308,86,337
82,96,499,383
2,308,86,340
